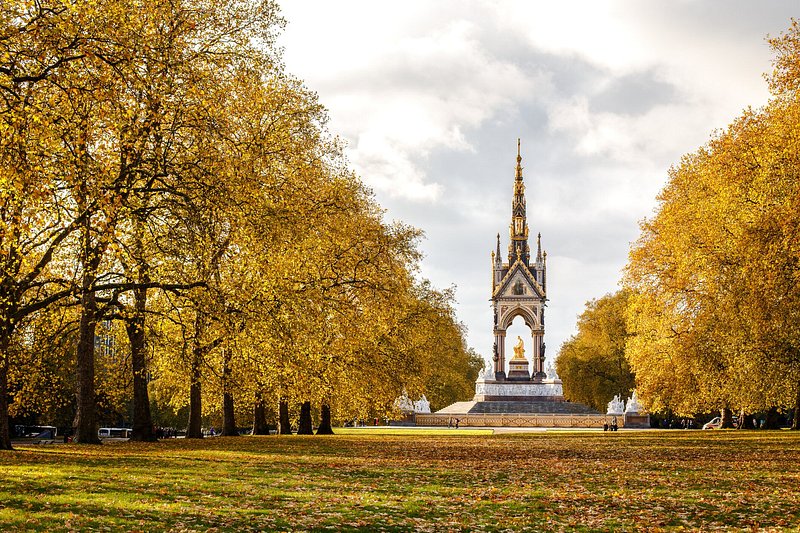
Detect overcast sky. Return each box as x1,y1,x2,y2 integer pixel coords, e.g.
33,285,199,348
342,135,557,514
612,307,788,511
278,1,798,371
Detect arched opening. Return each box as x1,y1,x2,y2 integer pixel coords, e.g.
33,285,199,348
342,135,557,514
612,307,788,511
504,315,532,376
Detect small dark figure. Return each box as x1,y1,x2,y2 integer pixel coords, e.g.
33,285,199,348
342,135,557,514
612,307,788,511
448,417,452,428
611,417,618,431
455,418,460,429
603,423,609,432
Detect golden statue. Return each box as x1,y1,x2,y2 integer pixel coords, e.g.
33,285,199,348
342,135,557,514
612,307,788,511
511,336,526,360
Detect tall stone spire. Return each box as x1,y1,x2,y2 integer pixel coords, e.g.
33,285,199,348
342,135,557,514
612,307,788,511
536,232,542,263
489,138,549,383
508,139,530,265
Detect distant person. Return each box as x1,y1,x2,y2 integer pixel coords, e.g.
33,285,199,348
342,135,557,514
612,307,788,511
455,419,460,429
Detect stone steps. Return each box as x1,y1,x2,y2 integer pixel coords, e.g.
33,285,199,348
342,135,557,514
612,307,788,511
436,400,600,415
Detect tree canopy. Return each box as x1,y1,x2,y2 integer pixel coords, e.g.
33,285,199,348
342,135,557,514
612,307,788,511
624,20,800,425
0,0,479,449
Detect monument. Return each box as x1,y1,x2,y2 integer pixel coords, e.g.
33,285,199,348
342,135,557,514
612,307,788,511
418,140,603,428
607,394,625,416
394,390,432,425
622,389,650,428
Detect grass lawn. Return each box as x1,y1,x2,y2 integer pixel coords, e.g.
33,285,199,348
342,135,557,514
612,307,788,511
1,431,799,531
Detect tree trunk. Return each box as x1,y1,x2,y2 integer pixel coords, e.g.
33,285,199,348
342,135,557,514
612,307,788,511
221,390,237,436
73,212,108,445
73,286,101,444
764,406,780,430
316,403,334,435
252,391,269,435
221,350,238,436
278,398,291,435
297,401,313,435
0,337,12,450
128,284,155,442
720,407,734,429
792,382,800,430
186,350,203,439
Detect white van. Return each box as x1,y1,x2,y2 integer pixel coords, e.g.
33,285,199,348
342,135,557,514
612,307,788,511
98,427,132,439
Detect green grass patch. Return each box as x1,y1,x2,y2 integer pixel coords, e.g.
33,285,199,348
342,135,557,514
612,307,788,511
1,431,799,531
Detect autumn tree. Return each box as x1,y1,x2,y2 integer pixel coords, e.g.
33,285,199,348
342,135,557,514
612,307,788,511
625,20,800,425
556,290,635,412
0,1,101,449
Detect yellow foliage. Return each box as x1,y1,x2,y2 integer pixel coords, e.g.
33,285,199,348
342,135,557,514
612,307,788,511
625,20,800,418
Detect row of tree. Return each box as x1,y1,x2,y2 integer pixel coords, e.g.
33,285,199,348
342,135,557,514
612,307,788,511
0,0,481,450
558,21,800,429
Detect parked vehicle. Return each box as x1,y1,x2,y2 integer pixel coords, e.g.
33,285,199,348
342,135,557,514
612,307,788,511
702,416,738,429
98,427,132,439
14,425,58,438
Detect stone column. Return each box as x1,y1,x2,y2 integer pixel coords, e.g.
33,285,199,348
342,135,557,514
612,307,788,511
531,331,540,375
531,332,545,378
538,333,546,378
494,330,506,379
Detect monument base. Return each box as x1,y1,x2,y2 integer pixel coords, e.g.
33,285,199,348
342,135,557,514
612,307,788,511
423,375,604,427
473,377,564,401
420,398,604,427
507,358,531,380
623,413,651,428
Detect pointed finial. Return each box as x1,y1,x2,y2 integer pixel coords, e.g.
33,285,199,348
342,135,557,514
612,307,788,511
515,139,523,180
536,233,542,261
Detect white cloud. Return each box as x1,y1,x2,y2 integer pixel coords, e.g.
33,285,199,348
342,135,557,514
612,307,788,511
347,132,441,201
282,6,540,201
509,2,650,73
